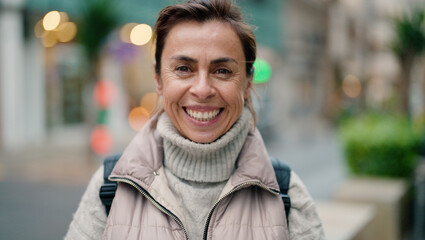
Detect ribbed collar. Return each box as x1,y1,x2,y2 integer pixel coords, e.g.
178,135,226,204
157,108,251,183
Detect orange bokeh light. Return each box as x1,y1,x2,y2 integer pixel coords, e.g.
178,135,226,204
342,74,362,98
90,125,113,155
93,80,117,108
128,107,150,131
139,92,158,115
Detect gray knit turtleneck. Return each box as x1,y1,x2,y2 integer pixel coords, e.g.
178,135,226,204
157,108,251,183
157,108,251,239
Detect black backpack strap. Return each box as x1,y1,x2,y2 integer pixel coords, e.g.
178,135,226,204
270,157,291,222
99,154,292,221
99,154,121,215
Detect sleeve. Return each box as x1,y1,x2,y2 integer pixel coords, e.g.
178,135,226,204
287,171,326,240
64,165,108,240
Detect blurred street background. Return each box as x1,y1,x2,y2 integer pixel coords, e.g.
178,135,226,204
1,0,425,239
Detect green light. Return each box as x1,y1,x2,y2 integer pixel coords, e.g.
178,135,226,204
97,109,108,125
253,58,272,84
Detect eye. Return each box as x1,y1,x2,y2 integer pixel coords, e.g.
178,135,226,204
213,67,233,80
216,68,232,75
175,65,191,73
213,68,233,79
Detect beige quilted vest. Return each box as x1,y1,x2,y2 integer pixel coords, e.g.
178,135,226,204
102,122,289,240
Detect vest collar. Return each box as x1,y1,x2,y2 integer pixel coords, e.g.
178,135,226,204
109,117,279,193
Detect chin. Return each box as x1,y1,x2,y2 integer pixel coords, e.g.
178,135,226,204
188,133,219,144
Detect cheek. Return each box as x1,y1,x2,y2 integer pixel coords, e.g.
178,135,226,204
162,87,180,107
161,77,187,107
221,82,246,107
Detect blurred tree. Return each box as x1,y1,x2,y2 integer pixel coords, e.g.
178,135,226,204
76,0,120,159
77,0,120,83
391,9,425,117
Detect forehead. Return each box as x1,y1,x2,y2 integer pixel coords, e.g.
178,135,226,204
162,20,245,61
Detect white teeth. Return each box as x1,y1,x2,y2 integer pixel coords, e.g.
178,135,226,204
186,109,220,121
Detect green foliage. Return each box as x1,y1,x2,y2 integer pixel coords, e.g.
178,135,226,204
340,114,422,178
391,9,425,60
77,0,120,63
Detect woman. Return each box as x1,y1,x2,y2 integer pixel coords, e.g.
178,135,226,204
66,0,325,239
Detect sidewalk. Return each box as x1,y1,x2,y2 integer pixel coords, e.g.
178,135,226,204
266,115,347,201
0,145,96,240
0,145,101,184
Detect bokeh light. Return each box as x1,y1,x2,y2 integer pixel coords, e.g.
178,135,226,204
253,58,272,84
34,20,44,38
36,11,77,47
342,74,362,98
120,23,138,43
41,31,58,48
97,109,108,125
139,92,158,115
93,80,117,109
90,125,113,155
43,11,61,31
128,107,150,131
59,12,69,24
56,22,77,43
130,24,152,46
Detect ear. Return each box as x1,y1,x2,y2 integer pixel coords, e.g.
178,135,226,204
244,77,253,100
154,74,163,95
154,63,163,95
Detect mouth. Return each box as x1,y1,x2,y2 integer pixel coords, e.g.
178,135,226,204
184,107,223,122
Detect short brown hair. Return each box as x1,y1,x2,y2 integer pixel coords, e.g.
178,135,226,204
153,0,258,125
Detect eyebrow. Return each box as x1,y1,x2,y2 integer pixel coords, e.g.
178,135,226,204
171,55,197,63
211,57,238,65
170,55,238,65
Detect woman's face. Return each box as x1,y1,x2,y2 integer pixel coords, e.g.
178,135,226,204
155,20,251,143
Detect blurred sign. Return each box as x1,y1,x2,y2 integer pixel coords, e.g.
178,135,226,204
253,58,272,84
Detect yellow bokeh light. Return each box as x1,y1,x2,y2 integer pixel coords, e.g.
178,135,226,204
57,22,77,42
34,20,44,38
130,24,152,46
59,12,69,24
120,23,138,43
128,107,150,131
43,11,61,31
342,74,362,98
140,92,158,115
41,31,58,48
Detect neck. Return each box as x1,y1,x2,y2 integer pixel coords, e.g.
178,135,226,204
157,108,251,182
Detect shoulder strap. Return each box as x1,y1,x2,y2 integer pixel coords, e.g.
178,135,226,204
99,154,292,221
270,157,291,222
99,154,121,215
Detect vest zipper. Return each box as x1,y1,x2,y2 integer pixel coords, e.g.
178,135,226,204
202,181,279,240
111,177,189,240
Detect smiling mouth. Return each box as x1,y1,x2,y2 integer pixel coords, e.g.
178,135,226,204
184,107,223,121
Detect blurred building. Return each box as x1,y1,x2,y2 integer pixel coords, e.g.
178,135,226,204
327,0,425,116
0,0,287,152
1,0,423,153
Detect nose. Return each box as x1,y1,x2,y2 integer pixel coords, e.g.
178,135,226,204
189,72,216,100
